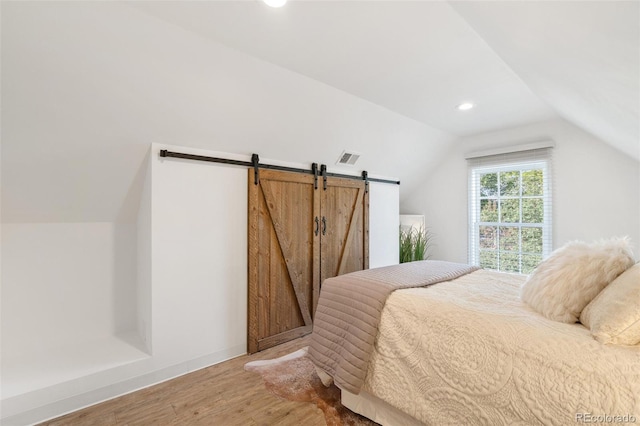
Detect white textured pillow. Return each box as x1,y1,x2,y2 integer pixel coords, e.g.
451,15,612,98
580,263,640,345
521,237,635,323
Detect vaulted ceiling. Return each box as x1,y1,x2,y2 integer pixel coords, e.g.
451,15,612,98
2,1,638,223
131,0,639,159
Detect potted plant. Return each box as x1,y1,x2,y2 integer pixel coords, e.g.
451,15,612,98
399,224,432,263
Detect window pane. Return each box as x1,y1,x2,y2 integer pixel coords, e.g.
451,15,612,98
479,226,497,249
500,199,520,223
469,156,551,275
480,250,498,270
522,227,543,253
480,199,498,222
499,227,519,251
522,169,543,196
522,198,543,223
500,252,520,273
480,173,498,197
522,254,542,274
500,171,520,196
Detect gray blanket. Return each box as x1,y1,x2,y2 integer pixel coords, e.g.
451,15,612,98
307,260,479,394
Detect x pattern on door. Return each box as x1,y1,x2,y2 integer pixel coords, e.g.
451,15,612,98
248,169,368,353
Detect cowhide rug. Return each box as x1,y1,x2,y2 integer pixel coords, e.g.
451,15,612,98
244,348,379,426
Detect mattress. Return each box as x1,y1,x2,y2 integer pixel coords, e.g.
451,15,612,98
357,269,640,425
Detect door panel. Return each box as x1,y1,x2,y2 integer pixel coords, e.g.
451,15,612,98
320,177,369,283
248,170,320,353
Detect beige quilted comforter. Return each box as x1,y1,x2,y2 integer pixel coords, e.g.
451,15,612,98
362,269,640,425
308,260,479,394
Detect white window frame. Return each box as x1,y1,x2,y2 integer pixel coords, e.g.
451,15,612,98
468,151,553,274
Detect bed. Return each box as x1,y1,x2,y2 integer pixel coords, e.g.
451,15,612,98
308,260,640,426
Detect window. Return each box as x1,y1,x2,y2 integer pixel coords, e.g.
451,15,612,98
468,146,553,274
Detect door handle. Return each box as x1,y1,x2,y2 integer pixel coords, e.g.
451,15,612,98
314,217,319,236
322,216,327,236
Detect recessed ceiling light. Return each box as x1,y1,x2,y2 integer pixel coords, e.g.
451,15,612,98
456,102,474,111
262,0,287,7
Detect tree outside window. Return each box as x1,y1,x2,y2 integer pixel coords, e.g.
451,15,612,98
470,162,551,274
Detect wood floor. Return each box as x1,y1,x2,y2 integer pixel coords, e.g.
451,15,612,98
39,336,326,426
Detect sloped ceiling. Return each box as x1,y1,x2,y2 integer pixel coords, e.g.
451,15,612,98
1,1,638,224
130,0,639,158
129,1,557,136
451,1,640,160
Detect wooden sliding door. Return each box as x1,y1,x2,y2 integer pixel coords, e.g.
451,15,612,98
248,169,320,353
248,170,369,353
320,177,369,282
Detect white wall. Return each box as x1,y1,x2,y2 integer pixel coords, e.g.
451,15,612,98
402,118,640,262
369,181,400,267
136,154,152,353
1,223,137,355
150,144,249,363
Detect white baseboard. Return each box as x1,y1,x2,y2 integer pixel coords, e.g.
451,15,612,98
1,344,246,426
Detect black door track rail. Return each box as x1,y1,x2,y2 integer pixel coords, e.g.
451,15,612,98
159,150,400,186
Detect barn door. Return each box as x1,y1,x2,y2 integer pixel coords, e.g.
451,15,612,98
247,169,320,353
320,177,369,283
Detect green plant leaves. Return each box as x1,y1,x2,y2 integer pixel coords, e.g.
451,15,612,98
399,225,432,263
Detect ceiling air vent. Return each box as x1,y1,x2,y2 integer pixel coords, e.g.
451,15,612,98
336,150,361,166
